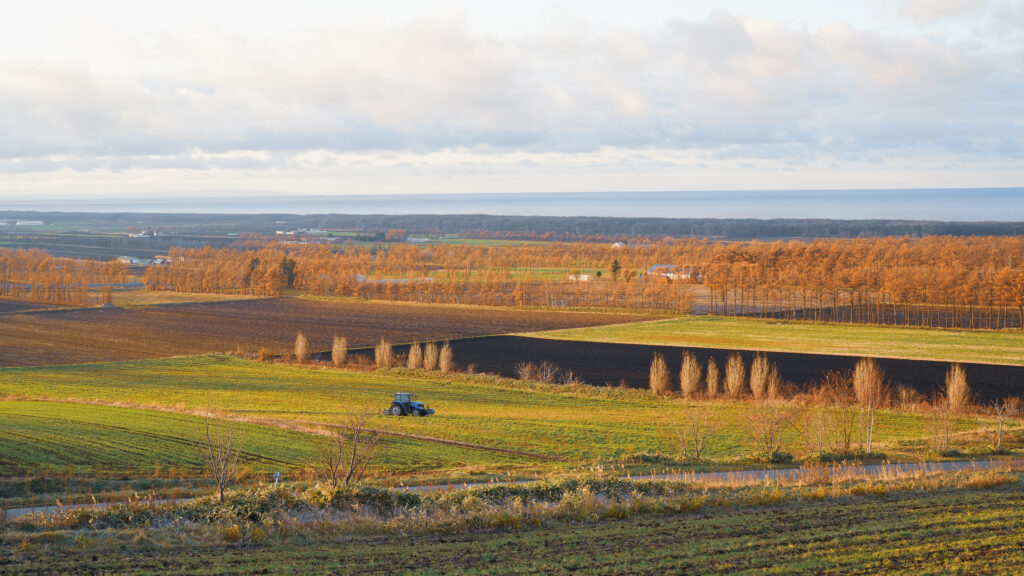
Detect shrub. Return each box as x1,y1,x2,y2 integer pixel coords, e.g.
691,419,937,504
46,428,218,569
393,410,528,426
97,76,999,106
219,524,241,543
407,341,423,370
375,338,394,369
679,351,702,398
331,335,347,367
944,363,970,414
257,348,272,362
514,362,538,381
705,358,720,398
725,353,746,397
853,358,888,454
294,332,309,364
749,354,780,400
537,361,559,383
438,341,453,373
423,342,439,371
649,353,673,396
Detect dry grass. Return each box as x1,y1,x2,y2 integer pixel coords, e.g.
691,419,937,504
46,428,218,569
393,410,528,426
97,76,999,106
294,332,309,364
725,352,746,397
679,351,703,398
438,341,453,374
705,358,720,398
649,353,673,396
945,363,970,414
374,339,394,369
331,335,347,367
422,342,439,371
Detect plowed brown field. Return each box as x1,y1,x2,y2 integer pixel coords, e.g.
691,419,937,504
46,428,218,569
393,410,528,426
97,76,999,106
0,297,649,367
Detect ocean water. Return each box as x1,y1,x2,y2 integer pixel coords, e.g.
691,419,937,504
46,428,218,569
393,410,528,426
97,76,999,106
9,188,1023,220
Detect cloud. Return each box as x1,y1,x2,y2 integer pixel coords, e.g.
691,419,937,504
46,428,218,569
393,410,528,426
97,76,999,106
0,7,1019,189
901,0,987,23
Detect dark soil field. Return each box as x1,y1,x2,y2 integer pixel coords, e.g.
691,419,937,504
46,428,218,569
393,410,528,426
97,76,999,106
0,300,62,314
0,297,647,367
432,335,1024,401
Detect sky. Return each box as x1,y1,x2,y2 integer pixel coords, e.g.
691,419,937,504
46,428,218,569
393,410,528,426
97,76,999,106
0,0,1022,200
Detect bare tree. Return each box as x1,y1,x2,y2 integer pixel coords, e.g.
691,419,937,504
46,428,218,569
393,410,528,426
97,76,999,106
315,407,382,488
705,357,720,398
821,370,857,453
944,363,971,414
294,332,310,364
746,402,796,461
725,353,746,397
438,341,454,373
332,334,348,367
927,399,955,452
991,397,1020,449
672,406,719,461
679,351,703,398
790,405,836,456
422,342,440,371
375,338,394,369
853,358,888,454
649,353,673,396
514,361,538,381
537,361,560,383
200,412,242,503
406,341,423,369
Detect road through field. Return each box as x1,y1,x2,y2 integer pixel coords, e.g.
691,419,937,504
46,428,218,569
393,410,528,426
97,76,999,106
6,458,1019,521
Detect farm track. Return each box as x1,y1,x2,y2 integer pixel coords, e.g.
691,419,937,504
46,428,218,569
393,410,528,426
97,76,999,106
6,458,1019,521
0,297,651,367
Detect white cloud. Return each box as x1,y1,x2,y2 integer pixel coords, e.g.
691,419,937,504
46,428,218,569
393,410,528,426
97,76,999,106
0,3,1019,195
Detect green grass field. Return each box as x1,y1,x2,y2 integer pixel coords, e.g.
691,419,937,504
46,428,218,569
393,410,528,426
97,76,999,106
0,401,530,479
533,315,1024,366
5,480,1022,575
0,356,1006,481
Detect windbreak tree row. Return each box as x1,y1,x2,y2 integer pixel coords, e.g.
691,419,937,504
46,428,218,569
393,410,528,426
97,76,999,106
136,235,1024,327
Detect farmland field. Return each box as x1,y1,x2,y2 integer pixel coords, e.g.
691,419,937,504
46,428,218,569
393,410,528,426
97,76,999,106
534,315,1024,366
0,297,649,367
443,335,1024,401
0,401,534,480
0,356,1005,473
5,480,1022,575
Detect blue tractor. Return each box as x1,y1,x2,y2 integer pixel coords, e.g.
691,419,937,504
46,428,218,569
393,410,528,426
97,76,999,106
385,392,434,416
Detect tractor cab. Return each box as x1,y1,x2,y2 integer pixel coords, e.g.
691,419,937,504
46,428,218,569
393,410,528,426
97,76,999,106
386,392,434,416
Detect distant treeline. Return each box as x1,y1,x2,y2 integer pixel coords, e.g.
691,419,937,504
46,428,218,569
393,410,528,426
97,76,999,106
2,211,1023,240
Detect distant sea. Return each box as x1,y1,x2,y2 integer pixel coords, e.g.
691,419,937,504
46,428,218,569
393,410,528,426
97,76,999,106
8,188,1023,221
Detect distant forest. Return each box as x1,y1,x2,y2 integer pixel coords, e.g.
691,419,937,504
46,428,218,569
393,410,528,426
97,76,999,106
2,211,1023,240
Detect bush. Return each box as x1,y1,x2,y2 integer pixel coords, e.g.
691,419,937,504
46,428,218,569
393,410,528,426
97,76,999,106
375,338,394,369
649,353,673,396
332,335,347,367
438,342,453,373
725,353,746,397
423,342,439,371
705,358,720,398
294,332,309,364
407,341,423,370
679,351,702,398
750,354,780,400
944,363,970,414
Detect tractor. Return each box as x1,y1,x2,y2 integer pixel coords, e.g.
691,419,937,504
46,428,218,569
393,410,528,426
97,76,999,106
384,392,434,416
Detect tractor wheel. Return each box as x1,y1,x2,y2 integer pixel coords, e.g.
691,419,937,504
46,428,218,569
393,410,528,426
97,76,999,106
413,409,424,417
389,404,404,416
